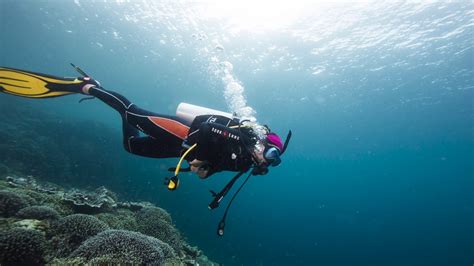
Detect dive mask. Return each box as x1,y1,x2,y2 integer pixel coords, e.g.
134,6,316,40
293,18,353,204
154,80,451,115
264,146,281,166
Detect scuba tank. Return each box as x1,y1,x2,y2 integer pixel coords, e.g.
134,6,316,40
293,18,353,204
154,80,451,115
176,102,234,125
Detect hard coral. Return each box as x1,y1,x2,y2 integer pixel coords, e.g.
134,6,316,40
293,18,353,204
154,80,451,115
0,228,47,265
16,205,60,220
18,189,73,216
62,187,117,214
0,190,32,217
136,215,182,252
96,209,138,231
13,219,49,232
53,214,109,256
63,187,117,214
70,229,175,264
136,206,173,224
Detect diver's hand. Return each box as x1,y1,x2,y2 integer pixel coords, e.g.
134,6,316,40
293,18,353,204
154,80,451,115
189,159,210,179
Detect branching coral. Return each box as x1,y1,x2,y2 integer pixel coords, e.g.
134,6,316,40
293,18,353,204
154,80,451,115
0,228,47,265
16,205,60,220
0,190,33,217
52,214,109,256
70,229,175,264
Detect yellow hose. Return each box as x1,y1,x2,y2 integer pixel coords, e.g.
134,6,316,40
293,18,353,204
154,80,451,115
174,143,198,176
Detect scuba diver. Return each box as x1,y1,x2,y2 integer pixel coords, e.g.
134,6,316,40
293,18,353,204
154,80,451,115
0,65,291,235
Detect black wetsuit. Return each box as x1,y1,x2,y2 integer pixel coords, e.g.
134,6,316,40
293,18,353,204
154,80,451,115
89,86,255,177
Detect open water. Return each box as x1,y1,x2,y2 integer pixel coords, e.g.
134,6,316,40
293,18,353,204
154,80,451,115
1,1,473,265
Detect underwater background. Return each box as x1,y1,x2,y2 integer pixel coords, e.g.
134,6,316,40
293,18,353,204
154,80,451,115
0,0,473,265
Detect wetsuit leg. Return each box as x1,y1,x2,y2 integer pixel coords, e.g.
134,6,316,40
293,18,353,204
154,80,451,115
88,87,189,158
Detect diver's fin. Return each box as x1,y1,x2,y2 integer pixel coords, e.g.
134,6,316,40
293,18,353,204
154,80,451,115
0,67,88,98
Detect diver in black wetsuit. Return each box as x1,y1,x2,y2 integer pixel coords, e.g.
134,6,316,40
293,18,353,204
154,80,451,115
81,82,286,180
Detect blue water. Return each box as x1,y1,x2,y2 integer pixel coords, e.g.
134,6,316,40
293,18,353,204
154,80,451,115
1,1,473,265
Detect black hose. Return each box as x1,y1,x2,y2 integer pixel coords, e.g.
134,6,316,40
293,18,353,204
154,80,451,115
217,170,253,236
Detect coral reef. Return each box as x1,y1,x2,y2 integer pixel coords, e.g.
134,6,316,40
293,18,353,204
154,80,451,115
136,214,182,252
62,186,117,214
0,190,34,217
12,219,49,233
16,205,60,220
0,175,218,265
136,206,173,225
55,214,110,241
47,257,86,265
5,175,59,194
182,242,203,258
135,206,182,252
5,176,73,215
0,228,47,265
52,214,109,256
117,200,155,211
70,229,175,264
96,209,138,231
21,190,73,216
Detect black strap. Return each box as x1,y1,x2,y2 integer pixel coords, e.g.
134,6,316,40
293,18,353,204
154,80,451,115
216,170,253,236
78,96,96,103
208,171,246,210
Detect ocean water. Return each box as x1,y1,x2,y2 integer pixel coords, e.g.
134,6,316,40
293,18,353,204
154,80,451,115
1,0,473,265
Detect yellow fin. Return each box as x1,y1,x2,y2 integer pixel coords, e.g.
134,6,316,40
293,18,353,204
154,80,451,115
0,67,83,98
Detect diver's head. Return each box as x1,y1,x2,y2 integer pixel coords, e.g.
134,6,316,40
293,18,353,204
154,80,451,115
250,132,283,176
263,132,283,166
253,132,283,168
